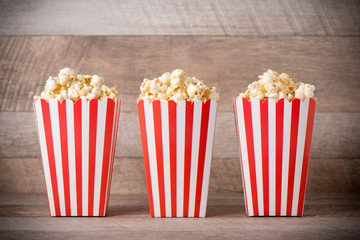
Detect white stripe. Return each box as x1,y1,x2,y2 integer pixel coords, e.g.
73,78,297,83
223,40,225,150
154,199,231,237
103,99,120,215
35,100,55,216
110,101,121,209
199,100,217,217
144,101,160,217
268,99,276,216
281,100,292,215
82,99,89,216
236,98,253,216
93,100,107,216
188,100,202,217
108,100,121,214
234,99,247,216
161,101,172,217
103,100,116,216
176,101,186,217
291,99,309,215
65,100,77,216
49,100,65,216
250,99,264,216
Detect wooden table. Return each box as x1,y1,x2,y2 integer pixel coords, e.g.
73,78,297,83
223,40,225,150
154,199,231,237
1,193,359,239
1,1,360,239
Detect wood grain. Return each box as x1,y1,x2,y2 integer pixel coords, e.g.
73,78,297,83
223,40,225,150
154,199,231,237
0,2,359,238
0,193,359,240
1,36,360,112
1,112,359,159
0,157,359,194
0,0,359,36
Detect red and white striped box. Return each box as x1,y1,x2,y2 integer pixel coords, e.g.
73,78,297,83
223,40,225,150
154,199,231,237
137,99,218,217
34,98,121,216
233,97,316,216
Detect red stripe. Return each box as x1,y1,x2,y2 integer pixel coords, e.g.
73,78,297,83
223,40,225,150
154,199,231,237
275,99,284,216
41,100,61,216
105,100,119,213
242,99,259,216
99,99,115,216
168,101,177,217
152,101,166,217
138,100,155,217
260,99,269,216
88,99,98,216
74,100,82,216
34,102,52,216
183,101,194,217
286,99,301,216
233,98,249,215
58,101,71,216
194,100,210,217
297,99,316,216
105,100,121,214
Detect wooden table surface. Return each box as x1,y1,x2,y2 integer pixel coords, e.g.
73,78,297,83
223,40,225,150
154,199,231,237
1,0,360,239
1,193,360,240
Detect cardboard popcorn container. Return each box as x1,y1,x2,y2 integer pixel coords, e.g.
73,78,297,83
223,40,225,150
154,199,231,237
233,97,316,216
138,99,218,217
34,98,121,216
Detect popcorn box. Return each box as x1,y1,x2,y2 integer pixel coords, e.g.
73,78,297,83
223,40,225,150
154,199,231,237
138,99,218,217
34,98,121,216
233,98,316,216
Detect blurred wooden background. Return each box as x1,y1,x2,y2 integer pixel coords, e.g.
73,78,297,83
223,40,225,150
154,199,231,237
0,0,359,198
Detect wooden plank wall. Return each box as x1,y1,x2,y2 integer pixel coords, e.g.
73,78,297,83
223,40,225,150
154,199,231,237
0,1,359,195
1,0,360,36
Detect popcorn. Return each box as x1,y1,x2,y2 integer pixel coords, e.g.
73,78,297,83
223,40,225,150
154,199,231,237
171,69,187,79
295,83,315,100
92,87,102,98
170,78,183,88
187,84,203,99
90,75,103,88
59,67,75,76
79,85,90,96
138,69,220,103
237,69,315,101
159,72,171,84
45,77,58,91
67,87,79,101
34,67,119,102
